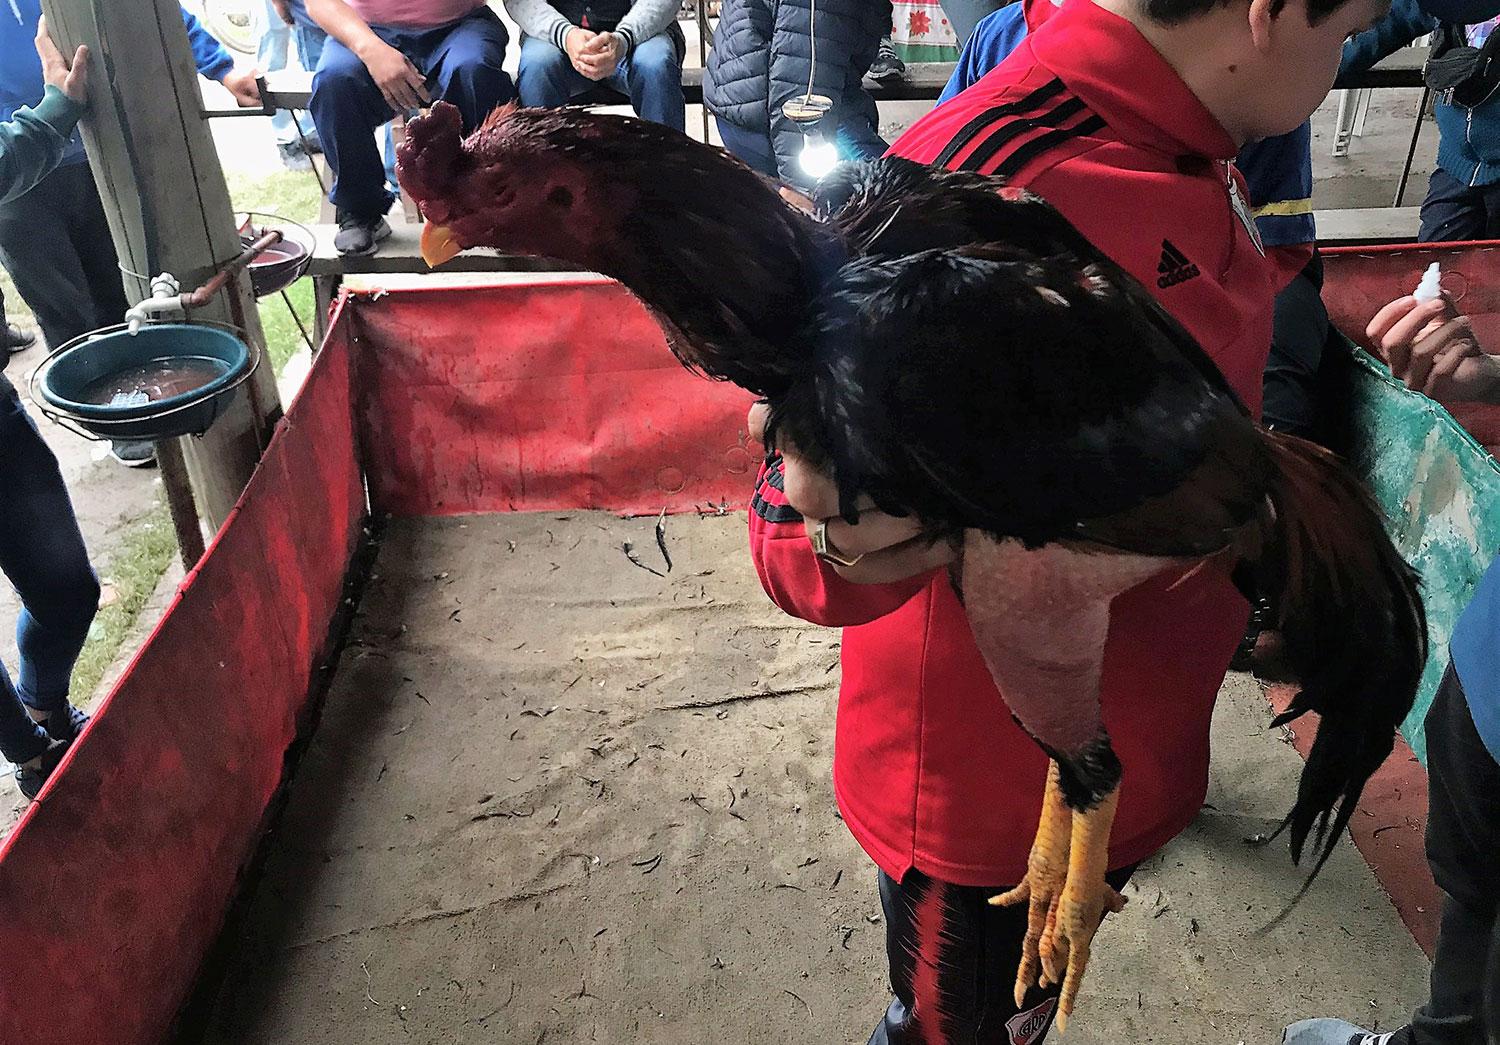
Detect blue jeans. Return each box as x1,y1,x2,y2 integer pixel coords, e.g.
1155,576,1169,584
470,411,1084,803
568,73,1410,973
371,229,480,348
517,33,685,132
1418,167,1500,243
310,7,514,219
259,0,326,147
715,118,889,182
0,376,99,764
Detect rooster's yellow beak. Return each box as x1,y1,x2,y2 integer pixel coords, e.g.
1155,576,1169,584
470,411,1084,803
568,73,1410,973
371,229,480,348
420,222,462,267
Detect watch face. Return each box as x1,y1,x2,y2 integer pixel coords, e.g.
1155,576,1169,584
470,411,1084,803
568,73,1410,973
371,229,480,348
197,0,265,55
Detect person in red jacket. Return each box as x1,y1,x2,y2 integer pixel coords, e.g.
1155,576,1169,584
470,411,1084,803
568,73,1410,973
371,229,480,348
747,0,1390,1039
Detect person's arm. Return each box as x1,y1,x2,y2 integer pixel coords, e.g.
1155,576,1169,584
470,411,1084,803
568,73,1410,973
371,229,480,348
614,0,679,56
938,4,1029,106
179,6,262,106
306,0,431,110
0,20,87,206
747,456,944,627
1367,294,1500,403
1335,0,1432,85
504,0,578,52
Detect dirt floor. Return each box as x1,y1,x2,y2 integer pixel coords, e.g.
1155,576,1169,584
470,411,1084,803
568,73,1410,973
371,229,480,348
190,511,1430,1045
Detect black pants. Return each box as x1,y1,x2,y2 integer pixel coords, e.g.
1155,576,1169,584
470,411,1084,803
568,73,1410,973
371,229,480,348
1262,251,1330,441
870,865,1135,1045
1387,665,1500,1045
1418,168,1500,244
0,162,130,353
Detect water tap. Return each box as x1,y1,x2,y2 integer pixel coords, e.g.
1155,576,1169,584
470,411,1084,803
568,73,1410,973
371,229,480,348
124,273,186,335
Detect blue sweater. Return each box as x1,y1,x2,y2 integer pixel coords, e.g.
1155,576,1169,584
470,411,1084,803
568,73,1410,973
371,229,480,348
0,0,235,169
1451,557,1500,762
1339,0,1500,187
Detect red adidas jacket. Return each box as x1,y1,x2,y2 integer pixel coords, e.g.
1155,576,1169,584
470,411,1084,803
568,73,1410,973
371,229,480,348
747,0,1277,887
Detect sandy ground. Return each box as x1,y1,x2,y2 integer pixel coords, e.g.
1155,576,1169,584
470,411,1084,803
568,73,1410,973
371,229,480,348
188,511,1430,1045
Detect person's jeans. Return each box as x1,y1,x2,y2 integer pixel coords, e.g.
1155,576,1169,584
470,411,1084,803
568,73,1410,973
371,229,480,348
0,162,130,353
259,0,325,147
0,375,99,765
310,7,515,219
1262,251,1330,441
517,33,685,132
1418,167,1500,243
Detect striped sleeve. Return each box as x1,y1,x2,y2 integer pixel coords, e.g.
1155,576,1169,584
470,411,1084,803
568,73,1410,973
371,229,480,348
928,77,1106,179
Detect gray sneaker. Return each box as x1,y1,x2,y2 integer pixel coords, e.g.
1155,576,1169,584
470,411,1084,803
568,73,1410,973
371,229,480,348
1284,1019,1403,1045
109,439,157,468
334,213,393,257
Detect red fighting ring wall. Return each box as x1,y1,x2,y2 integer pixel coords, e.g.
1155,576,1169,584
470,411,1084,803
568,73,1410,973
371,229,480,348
0,278,758,1044
0,316,365,1045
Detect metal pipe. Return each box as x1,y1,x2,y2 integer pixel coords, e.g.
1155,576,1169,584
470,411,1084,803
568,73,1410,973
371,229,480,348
182,230,282,308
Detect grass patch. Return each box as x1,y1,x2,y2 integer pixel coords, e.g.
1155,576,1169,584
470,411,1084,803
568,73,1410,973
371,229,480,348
71,501,178,706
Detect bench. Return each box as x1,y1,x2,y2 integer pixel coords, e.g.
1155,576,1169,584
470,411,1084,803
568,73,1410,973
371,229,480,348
1314,206,1421,247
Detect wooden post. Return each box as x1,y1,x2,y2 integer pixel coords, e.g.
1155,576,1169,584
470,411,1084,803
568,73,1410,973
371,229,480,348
40,0,282,557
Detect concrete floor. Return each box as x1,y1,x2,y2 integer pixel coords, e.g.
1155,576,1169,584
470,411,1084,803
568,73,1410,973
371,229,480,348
190,513,1429,1045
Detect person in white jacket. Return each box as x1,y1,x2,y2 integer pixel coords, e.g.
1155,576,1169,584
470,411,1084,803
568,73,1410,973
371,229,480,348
505,0,685,130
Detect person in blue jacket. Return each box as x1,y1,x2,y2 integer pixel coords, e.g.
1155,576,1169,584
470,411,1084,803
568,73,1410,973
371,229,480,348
0,15,103,803
0,1,260,468
1285,289,1500,1045
1338,0,1500,242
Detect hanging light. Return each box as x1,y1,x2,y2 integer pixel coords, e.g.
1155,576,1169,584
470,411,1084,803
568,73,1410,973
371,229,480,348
782,93,837,182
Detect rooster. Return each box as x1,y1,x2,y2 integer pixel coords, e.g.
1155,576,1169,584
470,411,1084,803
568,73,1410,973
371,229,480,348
397,102,1427,1029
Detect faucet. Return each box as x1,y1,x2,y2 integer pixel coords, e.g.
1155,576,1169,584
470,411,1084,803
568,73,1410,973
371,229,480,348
124,273,186,335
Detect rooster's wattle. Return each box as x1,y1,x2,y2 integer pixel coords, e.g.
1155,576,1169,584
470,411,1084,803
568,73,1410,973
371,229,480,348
397,102,1427,1028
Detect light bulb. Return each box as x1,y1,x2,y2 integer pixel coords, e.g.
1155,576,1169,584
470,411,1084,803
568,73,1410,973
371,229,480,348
800,135,839,179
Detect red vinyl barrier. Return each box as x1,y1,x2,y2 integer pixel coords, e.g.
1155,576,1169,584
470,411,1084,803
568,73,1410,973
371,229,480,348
1322,240,1500,452
0,321,366,1044
349,279,759,517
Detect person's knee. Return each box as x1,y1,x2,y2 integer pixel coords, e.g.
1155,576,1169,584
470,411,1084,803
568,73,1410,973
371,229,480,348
629,36,681,83
310,47,379,121
36,567,100,635
517,43,575,106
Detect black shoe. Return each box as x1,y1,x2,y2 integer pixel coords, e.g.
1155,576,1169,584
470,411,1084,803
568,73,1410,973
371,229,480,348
334,212,393,257
869,37,906,82
14,738,70,801
1230,596,1272,672
109,439,157,468
278,142,314,172
1,325,34,353
34,705,90,744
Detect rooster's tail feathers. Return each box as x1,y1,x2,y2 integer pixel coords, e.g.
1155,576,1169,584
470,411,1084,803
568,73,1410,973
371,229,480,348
1251,431,1427,879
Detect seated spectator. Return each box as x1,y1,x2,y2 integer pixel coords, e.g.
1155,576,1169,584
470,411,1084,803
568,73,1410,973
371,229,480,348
704,0,890,189
1286,290,1500,1045
506,0,686,131
1338,0,1500,242
306,0,515,255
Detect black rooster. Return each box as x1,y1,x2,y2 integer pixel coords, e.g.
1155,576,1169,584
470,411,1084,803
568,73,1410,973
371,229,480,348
397,102,1427,1028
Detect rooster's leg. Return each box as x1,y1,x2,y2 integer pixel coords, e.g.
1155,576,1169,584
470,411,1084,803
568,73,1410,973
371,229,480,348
959,535,1173,1031
993,761,1123,1032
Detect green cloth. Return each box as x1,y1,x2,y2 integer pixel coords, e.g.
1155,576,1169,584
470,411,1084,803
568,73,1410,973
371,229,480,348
0,85,84,205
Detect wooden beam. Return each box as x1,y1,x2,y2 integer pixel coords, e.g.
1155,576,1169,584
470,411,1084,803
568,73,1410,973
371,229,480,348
41,0,282,551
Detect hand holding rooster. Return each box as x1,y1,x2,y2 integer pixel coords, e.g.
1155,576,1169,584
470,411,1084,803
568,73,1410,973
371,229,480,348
748,402,956,583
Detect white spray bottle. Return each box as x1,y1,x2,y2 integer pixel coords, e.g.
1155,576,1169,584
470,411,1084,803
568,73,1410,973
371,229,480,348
1414,262,1443,303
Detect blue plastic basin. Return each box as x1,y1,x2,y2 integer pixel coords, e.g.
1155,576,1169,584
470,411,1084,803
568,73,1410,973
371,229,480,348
40,323,251,440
